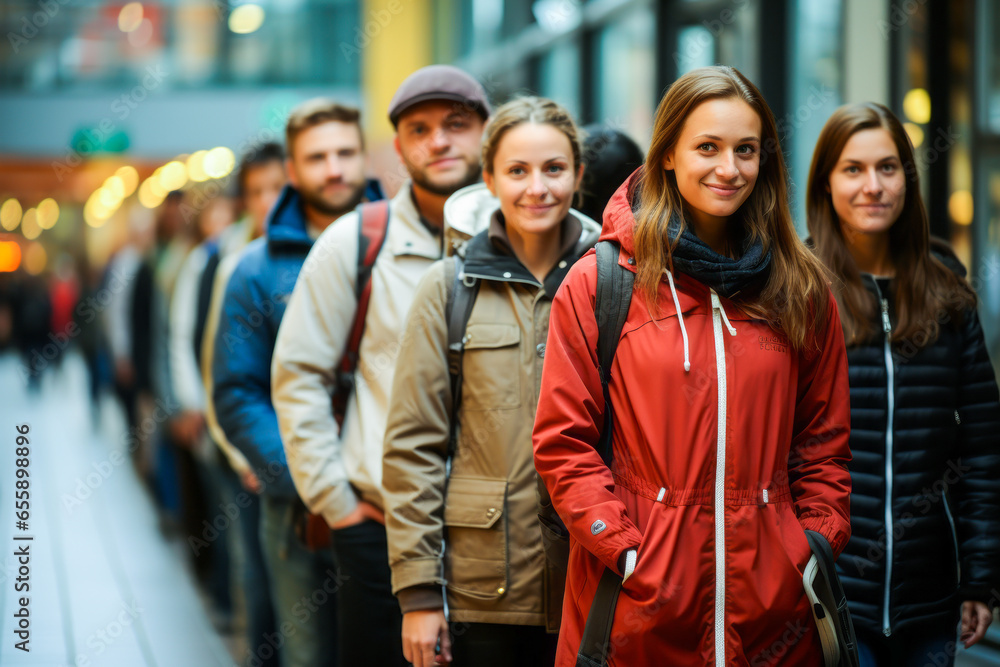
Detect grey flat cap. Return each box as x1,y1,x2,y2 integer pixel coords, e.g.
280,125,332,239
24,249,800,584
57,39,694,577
388,65,491,127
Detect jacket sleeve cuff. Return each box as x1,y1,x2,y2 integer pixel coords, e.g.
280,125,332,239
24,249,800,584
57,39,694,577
396,586,444,614
798,515,849,556
958,585,1000,611
317,486,359,527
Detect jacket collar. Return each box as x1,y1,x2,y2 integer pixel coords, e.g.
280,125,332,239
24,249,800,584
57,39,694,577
462,209,599,295
267,180,385,252
385,183,447,260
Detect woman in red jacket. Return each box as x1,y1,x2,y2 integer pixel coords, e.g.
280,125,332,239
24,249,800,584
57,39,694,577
532,65,853,666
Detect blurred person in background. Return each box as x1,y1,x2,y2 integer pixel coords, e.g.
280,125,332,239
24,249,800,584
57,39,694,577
271,66,490,666
167,188,236,629
213,100,382,667
807,102,1000,667
382,96,598,667
578,124,644,225
200,141,287,667
17,268,52,392
102,209,156,443
46,253,80,371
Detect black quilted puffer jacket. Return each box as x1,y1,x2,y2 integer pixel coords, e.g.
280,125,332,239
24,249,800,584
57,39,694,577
836,256,1000,638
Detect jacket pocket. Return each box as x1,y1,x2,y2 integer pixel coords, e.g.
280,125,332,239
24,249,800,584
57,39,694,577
461,323,521,411
443,476,509,600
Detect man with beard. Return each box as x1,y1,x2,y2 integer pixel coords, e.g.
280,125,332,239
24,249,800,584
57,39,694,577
271,66,491,666
212,100,382,667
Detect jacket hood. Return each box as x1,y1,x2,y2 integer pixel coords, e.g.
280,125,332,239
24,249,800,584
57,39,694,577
448,182,600,293
266,180,385,250
265,185,312,249
601,168,771,299
442,183,499,256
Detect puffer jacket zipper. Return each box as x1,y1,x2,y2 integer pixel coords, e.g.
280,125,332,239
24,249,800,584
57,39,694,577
942,493,961,583
710,289,736,666
872,278,896,637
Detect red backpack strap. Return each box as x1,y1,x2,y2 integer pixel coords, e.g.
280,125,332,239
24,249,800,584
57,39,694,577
332,200,390,427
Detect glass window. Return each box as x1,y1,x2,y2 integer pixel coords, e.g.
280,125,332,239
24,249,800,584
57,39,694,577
787,0,842,232
539,39,581,120
675,25,716,75
595,4,655,148
0,0,359,90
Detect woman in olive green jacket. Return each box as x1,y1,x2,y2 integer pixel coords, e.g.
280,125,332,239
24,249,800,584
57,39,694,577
382,97,600,667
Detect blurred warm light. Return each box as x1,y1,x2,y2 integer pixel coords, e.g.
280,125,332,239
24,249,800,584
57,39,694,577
187,150,210,182
84,192,113,227
0,199,22,231
23,242,46,276
0,241,20,273
146,171,168,199
118,2,144,32
36,198,59,230
903,88,931,125
949,190,973,226
138,179,166,209
229,4,265,34
158,160,188,192
116,165,140,196
105,175,127,200
204,147,236,178
98,186,123,209
903,122,924,148
21,208,40,240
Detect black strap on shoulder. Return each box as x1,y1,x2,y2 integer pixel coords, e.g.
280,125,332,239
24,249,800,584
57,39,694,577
593,240,634,467
445,256,480,459
576,567,624,667
576,240,634,667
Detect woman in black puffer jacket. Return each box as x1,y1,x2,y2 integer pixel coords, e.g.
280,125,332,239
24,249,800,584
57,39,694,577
807,102,1000,666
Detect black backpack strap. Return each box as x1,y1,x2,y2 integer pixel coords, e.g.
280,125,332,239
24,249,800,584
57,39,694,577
593,240,634,467
445,256,480,459
576,567,624,667
576,240,634,667
332,200,390,427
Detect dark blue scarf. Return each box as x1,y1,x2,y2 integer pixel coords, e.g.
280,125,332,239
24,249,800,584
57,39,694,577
667,216,771,299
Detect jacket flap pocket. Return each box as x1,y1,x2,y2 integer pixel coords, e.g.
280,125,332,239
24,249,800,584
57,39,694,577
463,323,519,350
443,476,506,528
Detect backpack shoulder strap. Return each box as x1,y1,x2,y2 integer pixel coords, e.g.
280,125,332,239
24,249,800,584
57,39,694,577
593,240,634,467
332,200,390,426
576,241,635,667
445,255,480,459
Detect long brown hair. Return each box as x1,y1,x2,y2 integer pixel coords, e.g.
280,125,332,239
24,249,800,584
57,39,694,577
634,66,829,349
806,102,974,348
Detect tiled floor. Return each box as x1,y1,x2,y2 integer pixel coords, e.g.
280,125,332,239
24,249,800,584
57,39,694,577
0,351,237,666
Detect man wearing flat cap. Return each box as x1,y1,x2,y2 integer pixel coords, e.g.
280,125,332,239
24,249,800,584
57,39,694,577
272,65,491,665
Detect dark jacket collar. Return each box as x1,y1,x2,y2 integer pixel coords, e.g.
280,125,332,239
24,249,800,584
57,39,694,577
267,180,384,251
462,211,589,296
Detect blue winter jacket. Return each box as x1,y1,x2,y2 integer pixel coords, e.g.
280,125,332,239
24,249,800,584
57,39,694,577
212,181,384,498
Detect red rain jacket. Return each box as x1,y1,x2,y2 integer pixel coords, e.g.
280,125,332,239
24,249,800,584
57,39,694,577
532,181,852,666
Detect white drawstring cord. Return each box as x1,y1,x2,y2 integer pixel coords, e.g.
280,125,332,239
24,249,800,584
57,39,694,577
711,289,738,336
665,270,691,372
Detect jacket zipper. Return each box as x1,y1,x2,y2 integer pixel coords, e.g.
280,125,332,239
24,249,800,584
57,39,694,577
710,290,729,667
872,279,895,637
942,493,961,583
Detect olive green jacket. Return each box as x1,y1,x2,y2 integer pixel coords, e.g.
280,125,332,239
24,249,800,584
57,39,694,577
382,184,600,629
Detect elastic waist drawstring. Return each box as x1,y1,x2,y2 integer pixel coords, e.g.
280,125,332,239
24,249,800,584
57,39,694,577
665,270,691,372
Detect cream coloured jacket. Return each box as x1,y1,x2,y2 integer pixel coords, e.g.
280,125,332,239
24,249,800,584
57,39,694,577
271,183,489,526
